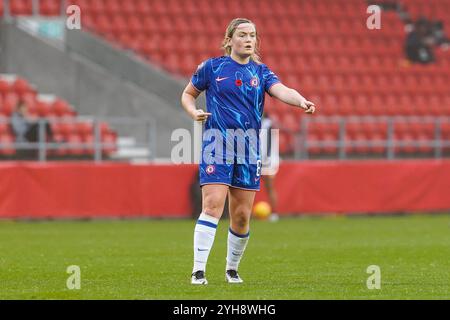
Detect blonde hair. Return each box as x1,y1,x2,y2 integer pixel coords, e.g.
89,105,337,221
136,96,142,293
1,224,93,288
221,18,262,64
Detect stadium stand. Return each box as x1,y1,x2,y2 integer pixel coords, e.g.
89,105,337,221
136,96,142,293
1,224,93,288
0,74,117,158
4,0,450,158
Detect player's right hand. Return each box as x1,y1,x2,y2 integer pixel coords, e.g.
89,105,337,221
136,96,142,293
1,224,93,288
191,109,212,121
300,100,316,114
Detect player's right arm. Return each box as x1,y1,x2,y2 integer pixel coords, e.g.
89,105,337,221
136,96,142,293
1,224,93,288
181,82,211,121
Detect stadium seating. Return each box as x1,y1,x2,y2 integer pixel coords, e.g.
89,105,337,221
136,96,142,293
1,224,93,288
39,0,61,16
0,74,117,158
5,0,450,157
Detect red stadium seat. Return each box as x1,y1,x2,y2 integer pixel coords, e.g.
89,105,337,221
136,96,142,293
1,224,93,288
441,120,450,144
395,133,416,155
0,78,10,96
10,0,33,16
35,100,51,117
346,121,362,139
102,133,117,156
99,122,112,136
125,1,140,15
21,91,36,105
409,122,435,139
52,99,72,117
11,77,31,96
83,134,95,156
308,122,327,139
110,15,128,35
0,120,9,135
76,121,94,137
306,133,321,156
370,132,387,155
349,133,370,155
1,93,18,116
398,95,415,116
48,133,66,156
338,95,353,116
66,133,84,156
0,134,16,156
416,133,433,154
56,121,76,136
281,113,300,132
322,95,339,116
354,94,371,116
394,120,410,137
278,131,291,154
136,0,151,16
322,133,338,155
39,0,61,16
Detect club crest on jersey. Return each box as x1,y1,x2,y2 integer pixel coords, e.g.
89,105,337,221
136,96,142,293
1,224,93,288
206,165,215,174
250,77,259,87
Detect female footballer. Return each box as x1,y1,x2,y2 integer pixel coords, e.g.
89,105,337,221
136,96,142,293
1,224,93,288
181,18,316,284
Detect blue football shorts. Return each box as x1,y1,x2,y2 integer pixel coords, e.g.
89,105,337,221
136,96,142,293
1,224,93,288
199,159,262,191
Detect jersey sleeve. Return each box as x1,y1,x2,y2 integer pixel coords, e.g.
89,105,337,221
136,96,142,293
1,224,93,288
190,59,211,92
262,64,281,95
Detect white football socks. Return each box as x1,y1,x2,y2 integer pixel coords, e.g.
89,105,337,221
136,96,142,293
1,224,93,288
226,228,250,271
192,212,219,273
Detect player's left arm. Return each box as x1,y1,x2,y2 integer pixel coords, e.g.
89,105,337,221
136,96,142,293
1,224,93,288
268,83,316,114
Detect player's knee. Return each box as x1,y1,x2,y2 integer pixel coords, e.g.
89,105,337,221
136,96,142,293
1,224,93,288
203,197,224,217
232,209,250,228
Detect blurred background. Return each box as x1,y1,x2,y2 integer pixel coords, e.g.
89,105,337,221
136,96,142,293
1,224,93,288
0,0,449,219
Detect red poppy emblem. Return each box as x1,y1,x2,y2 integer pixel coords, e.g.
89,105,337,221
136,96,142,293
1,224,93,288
235,79,243,86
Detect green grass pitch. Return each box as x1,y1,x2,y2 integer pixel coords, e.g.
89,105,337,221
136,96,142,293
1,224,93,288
0,214,449,299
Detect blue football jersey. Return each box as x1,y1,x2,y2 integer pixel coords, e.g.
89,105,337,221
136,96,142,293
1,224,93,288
191,56,281,190
191,56,280,133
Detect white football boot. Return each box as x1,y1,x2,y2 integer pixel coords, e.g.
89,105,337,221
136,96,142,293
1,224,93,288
225,269,243,284
191,270,208,285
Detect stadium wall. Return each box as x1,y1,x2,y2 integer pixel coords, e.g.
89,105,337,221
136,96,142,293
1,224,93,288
1,160,449,219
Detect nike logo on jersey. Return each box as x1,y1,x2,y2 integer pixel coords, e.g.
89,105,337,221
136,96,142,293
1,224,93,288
216,77,229,82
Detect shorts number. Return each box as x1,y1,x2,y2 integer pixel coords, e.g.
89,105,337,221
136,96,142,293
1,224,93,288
256,159,262,177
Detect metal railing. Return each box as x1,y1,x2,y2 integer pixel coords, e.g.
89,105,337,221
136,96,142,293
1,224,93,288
4,115,449,162
0,117,157,162
295,116,450,160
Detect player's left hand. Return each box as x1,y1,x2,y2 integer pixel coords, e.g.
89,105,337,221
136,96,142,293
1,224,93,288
300,100,316,114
